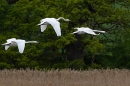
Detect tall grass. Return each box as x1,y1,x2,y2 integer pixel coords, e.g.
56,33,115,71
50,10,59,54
0,68,130,86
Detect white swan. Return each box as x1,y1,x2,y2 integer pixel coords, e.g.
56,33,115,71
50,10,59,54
1,38,39,53
37,17,71,36
71,27,105,35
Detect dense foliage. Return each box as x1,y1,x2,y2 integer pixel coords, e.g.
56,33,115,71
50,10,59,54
0,0,130,69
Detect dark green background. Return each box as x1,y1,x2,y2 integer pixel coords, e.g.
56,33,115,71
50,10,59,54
0,0,130,70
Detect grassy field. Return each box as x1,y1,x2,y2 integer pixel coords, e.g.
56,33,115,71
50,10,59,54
0,68,130,86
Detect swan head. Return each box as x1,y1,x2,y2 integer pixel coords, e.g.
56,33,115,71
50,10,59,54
74,27,79,29
32,41,39,43
65,19,71,21
34,41,39,43
100,31,106,33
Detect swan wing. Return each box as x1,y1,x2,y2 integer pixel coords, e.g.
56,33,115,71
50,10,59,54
52,24,61,36
7,38,16,43
41,25,47,32
5,45,10,50
82,28,98,35
84,30,98,35
38,19,45,25
1,42,10,50
1,38,16,50
38,19,48,32
71,31,79,34
15,40,25,53
46,19,61,36
72,28,86,34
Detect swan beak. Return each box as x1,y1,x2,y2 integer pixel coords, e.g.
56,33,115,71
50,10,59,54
37,24,41,26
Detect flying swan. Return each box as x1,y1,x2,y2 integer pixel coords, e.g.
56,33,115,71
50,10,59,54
1,38,39,53
71,27,105,35
37,17,71,36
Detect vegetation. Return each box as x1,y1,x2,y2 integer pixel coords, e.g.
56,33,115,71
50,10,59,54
0,0,130,69
0,68,130,86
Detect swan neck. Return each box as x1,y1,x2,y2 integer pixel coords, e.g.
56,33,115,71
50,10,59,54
57,17,66,21
25,41,37,43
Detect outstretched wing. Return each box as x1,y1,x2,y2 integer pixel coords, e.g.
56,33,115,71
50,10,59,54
71,31,79,34
82,28,98,35
52,23,61,36
15,40,25,53
38,19,48,32
1,38,16,50
5,45,10,50
41,25,47,32
7,38,16,43
83,30,97,35
46,18,61,36
1,43,10,50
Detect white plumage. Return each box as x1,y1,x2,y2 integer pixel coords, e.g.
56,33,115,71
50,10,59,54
38,17,71,36
1,38,39,53
72,27,105,35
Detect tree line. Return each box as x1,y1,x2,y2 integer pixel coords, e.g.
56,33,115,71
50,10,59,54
0,0,130,70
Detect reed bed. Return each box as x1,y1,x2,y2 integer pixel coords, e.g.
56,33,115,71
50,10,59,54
0,68,130,86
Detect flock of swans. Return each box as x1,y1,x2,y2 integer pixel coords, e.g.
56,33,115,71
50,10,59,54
1,17,105,53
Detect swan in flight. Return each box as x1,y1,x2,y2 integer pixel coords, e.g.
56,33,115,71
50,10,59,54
1,38,39,53
37,17,71,36
71,27,105,35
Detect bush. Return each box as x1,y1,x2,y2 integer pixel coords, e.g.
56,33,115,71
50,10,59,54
68,59,86,70
89,63,102,69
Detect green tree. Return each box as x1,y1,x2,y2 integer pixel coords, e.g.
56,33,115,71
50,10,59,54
0,0,130,69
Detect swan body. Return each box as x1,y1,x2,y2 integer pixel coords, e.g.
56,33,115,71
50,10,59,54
72,27,105,35
1,38,39,53
37,17,71,36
